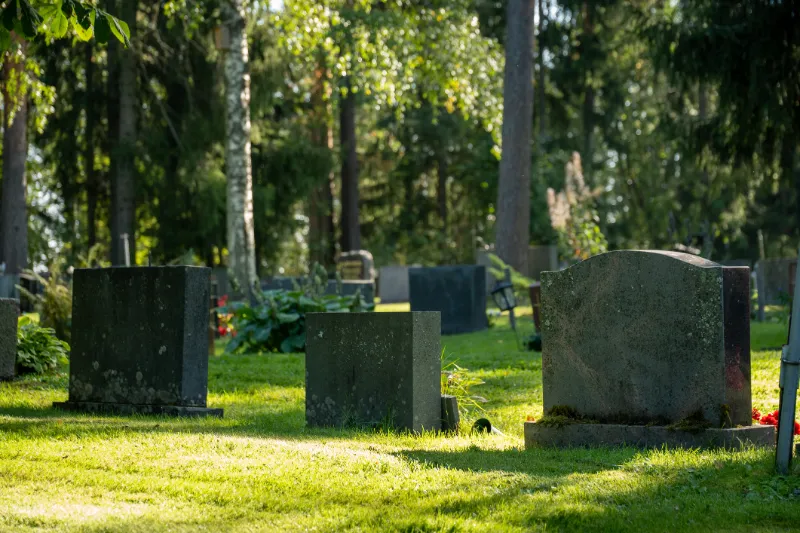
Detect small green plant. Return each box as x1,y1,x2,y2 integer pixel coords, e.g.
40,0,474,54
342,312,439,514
486,253,536,292
16,316,70,375
441,349,487,418
17,263,72,343
223,287,374,354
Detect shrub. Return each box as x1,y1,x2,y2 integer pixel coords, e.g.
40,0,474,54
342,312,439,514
441,350,487,418
223,289,374,354
17,264,72,343
16,316,70,375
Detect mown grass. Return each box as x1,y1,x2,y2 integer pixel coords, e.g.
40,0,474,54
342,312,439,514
2,311,800,532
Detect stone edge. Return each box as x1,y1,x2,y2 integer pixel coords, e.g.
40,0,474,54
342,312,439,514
53,401,223,418
524,422,775,450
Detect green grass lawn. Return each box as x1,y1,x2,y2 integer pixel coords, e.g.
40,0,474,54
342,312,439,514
2,312,800,532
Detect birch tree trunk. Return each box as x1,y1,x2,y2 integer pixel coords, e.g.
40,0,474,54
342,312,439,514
495,0,534,273
339,77,361,252
0,37,28,275
223,0,258,298
111,0,138,266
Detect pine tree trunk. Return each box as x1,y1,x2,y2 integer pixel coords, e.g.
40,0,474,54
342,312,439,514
85,42,98,249
437,150,448,232
223,0,258,298
0,36,28,275
105,0,119,263
339,77,361,252
537,0,546,144
308,58,336,270
581,1,594,184
495,0,534,273
111,0,137,266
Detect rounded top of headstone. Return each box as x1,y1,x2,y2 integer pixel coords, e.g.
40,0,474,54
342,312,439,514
548,250,721,276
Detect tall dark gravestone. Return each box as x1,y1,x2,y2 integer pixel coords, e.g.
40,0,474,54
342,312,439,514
53,267,223,417
525,250,772,449
305,312,441,432
0,298,19,381
409,266,487,335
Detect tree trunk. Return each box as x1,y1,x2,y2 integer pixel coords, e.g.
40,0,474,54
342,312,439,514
698,82,713,258
223,0,258,298
85,42,98,249
537,0,546,144
339,77,361,252
437,149,448,232
0,36,28,275
105,0,119,263
495,0,534,273
581,1,594,185
110,0,137,266
308,57,336,270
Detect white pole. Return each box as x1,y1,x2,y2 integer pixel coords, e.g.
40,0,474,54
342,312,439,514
775,247,800,474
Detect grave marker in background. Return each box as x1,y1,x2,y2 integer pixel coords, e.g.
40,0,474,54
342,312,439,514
409,266,487,335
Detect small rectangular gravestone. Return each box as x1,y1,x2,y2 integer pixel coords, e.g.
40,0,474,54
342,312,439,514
378,265,410,303
409,266,487,335
305,312,441,432
0,298,19,381
525,250,773,450
53,266,222,417
755,258,797,306
337,250,375,281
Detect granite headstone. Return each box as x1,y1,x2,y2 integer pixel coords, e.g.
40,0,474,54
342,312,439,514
525,250,771,449
378,265,410,303
409,266,487,335
337,250,376,281
755,258,796,306
305,312,441,432
53,266,222,417
0,298,19,381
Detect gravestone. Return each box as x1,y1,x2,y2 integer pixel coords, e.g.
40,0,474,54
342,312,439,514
260,277,375,305
525,250,772,449
378,265,410,303
53,266,223,417
0,299,19,381
305,312,441,432
337,250,375,281
409,266,487,335
755,258,797,306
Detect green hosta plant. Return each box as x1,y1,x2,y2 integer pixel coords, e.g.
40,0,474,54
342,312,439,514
223,289,374,354
16,315,70,374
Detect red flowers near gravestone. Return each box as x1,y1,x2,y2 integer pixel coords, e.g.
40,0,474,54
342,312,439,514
752,408,800,435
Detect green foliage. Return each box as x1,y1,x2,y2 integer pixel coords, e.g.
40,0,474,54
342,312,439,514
17,265,72,343
15,315,69,375
224,287,374,355
486,253,535,289
440,350,487,418
0,0,130,48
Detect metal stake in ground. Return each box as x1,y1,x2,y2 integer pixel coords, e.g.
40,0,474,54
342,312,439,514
775,247,800,474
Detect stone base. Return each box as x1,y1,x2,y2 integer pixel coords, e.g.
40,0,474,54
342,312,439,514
524,422,774,450
53,401,223,418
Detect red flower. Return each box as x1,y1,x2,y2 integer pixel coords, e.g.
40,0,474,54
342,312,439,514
218,295,229,307
794,421,800,435
752,408,761,420
218,326,228,336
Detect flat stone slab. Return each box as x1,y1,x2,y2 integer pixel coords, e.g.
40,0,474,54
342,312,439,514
525,422,775,450
53,401,223,418
409,266,487,335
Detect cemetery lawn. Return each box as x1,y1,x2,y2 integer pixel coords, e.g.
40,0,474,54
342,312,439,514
2,313,800,532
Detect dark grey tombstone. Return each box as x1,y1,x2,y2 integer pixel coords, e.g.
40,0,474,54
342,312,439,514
378,265,410,303
525,250,772,449
305,312,441,432
409,266,487,335
441,395,460,432
336,250,375,281
0,299,19,381
755,258,796,305
53,266,222,417
260,277,375,305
